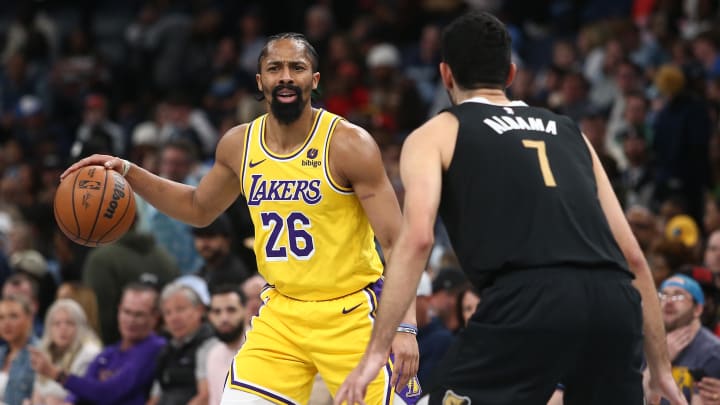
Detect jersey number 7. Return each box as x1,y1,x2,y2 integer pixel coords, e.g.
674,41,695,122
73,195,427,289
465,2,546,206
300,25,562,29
522,140,557,187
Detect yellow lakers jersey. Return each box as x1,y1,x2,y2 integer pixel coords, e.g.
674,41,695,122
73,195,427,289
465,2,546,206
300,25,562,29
240,109,384,300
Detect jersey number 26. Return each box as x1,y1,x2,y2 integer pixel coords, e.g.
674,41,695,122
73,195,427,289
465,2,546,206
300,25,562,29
260,211,315,261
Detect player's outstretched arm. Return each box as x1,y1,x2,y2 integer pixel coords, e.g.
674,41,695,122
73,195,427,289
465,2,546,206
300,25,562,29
584,135,687,405
334,115,449,405
60,125,247,227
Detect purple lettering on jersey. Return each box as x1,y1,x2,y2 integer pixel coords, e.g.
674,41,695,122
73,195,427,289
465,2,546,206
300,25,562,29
267,180,282,200
293,180,309,200
280,181,294,200
247,174,322,206
304,181,321,205
248,174,266,205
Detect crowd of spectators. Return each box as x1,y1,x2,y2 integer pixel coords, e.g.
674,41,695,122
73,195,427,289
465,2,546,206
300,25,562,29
0,0,719,404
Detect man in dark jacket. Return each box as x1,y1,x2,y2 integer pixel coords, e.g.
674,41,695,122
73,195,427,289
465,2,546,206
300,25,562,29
82,227,180,344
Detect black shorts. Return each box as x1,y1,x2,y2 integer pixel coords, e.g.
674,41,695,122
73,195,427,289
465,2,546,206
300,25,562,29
428,267,644,405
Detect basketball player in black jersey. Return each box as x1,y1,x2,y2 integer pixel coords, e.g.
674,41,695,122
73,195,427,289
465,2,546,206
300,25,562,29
335,11,686,405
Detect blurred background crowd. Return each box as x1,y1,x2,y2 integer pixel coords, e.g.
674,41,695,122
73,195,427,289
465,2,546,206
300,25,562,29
0,0,719,404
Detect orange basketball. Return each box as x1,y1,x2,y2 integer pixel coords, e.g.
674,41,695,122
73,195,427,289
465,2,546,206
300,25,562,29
54,165,136,247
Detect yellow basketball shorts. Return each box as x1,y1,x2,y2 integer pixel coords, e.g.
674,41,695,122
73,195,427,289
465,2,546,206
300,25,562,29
226,280,394,405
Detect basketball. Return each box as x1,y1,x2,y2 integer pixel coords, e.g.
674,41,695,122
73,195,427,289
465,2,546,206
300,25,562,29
54,165,136,247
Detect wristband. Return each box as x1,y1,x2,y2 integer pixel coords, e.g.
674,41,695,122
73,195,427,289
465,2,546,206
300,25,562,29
120,159,131,177
396,323,418,335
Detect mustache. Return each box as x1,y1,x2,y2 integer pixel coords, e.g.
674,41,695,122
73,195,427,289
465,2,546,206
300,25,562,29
255,86,321,101
271,84,302,98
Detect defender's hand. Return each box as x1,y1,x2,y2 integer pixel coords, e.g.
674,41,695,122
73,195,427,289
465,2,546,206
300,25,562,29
646,370,688,405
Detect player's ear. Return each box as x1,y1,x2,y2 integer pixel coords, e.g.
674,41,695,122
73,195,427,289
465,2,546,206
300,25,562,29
256,73,263,93
505,63,517,89
439,62,453,91
312,72,320,90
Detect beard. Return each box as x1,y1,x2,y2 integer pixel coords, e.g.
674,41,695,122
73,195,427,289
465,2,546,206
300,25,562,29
270,84,305,125
664,308,695,332
214,322,245,344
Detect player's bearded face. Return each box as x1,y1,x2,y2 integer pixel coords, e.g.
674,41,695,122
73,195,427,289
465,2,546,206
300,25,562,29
270,83,305,125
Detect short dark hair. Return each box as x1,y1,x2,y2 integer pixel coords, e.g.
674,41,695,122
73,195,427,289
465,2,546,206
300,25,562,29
257,32,319,73
441,11,511,89
5,272,39,300
210,284,247,306
123,282,160,311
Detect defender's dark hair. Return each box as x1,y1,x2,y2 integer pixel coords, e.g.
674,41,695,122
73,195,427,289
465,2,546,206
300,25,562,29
257,32,319,73
441,11,511,90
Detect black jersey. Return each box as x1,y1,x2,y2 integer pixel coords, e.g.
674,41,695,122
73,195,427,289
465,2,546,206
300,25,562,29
439,99,630,289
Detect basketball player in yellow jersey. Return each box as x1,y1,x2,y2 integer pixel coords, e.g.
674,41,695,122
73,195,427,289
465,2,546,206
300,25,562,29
62,33,420,405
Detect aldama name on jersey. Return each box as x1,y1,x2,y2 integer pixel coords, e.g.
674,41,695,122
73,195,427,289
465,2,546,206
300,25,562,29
247,174,322,206
483,116,557,135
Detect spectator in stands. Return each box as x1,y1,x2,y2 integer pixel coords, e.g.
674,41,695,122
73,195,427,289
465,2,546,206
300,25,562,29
135,139,204,275
156,94,218,160
2,272,42,337
150,282,216,405
55,281,100,339
415,271,452,389
679,265,720,335
192,214,251,290
430,267,468,334
28,298,101,404
9,249,56,327
626,205,660,255
579,106,621,186
70,93,125,160
706,230,720,278
555,71,594,123
31,283,165,405
206,285,246,405
605,60,645,168
0,295,36,405
240,274,266,324
617,121,655,207
51,229,90,283
705,196,720,237
82,223,179,345
658,274,720,402
456,286,480,327
692,30,720,80
648,238,696,287
652,64,712,226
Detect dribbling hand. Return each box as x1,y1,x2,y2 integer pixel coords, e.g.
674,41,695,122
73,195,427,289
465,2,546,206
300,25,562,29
61,154,128,180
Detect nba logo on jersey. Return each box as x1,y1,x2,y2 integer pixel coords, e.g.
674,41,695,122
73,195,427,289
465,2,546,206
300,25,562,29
307,148,318,159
